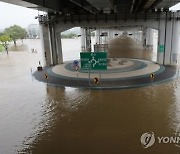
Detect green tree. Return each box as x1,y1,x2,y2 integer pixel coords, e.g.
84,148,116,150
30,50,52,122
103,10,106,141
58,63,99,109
4,25,27,45
0,35,11,54
0,32,4,36
61,33,77,39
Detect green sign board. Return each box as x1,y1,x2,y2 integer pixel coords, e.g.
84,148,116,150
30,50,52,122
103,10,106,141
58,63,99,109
159,45,165,52
80,52,107,70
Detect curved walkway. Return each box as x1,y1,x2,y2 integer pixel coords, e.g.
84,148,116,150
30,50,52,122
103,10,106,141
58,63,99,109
33,58,177,89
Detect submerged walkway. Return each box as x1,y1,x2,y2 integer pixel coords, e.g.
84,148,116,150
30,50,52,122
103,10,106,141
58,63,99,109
33,58,177,89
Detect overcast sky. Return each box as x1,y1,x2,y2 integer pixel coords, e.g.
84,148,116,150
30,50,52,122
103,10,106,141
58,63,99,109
170,2,180,11
0,2,39,30
0,1,180,30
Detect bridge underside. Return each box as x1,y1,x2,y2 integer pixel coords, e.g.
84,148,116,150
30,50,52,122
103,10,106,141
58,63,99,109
1,0,180,66
0,0,179,16
39,12,180,66
1,0,180,24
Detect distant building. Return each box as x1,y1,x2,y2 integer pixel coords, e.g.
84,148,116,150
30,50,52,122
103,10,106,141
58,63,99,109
27,24,40,39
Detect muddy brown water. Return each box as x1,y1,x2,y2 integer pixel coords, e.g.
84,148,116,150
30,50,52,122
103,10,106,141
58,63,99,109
0,38,180,154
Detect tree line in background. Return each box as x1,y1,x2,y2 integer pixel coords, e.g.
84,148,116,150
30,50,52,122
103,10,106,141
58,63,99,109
0,25,27,54
0,26,95,53
61,32,95,39
61,33,78,39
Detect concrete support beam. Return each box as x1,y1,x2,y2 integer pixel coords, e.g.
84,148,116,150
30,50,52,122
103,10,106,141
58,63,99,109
86,28,91,52
39,24,53,66
40,24,64,66
136,30,143,45
81,27,91,52
95,29,101,44
158,13,180,65
142,27,147,48
157,18,165,65
108,29,113,42
48,24,58,65
146,27,153,49
171,16,180,65
55,32,63,64
164,20,172,65
81,28,86,51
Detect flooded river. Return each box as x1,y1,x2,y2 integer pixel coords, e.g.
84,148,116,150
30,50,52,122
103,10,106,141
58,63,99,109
0,39,180,154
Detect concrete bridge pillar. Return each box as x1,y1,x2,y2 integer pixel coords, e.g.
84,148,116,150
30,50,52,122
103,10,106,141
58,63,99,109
49,24,58,65
164,19,173,65
40,24,53,66
108,29,113,42
138,30,143,44
157,18,165,65
95,29,101,44
142,27,147,48
81,28,86,51
142,27,153,49
171,17,180,65
81,27,91,52
55,32,63,64
101,30,108,44
158,13,180,65
146,28,153,49
86,28,91,52
40,24,63,66
134,30,143,44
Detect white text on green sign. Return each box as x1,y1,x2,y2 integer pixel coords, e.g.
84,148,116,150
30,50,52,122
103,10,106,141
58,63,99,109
80,52,107,70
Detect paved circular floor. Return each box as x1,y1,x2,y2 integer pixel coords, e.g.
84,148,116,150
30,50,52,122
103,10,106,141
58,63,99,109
33,58,177,89
51,58,161,80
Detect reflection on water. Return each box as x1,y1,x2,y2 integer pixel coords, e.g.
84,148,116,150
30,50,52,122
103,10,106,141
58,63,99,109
0,39,180,153
8,43,28,52
23,83,180,154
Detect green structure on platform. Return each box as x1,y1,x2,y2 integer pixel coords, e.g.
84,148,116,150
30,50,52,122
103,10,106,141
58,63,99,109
159,45,165,53
80,52,107,70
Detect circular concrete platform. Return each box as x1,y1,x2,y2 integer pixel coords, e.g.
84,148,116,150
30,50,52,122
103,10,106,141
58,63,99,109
33,58,177,89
